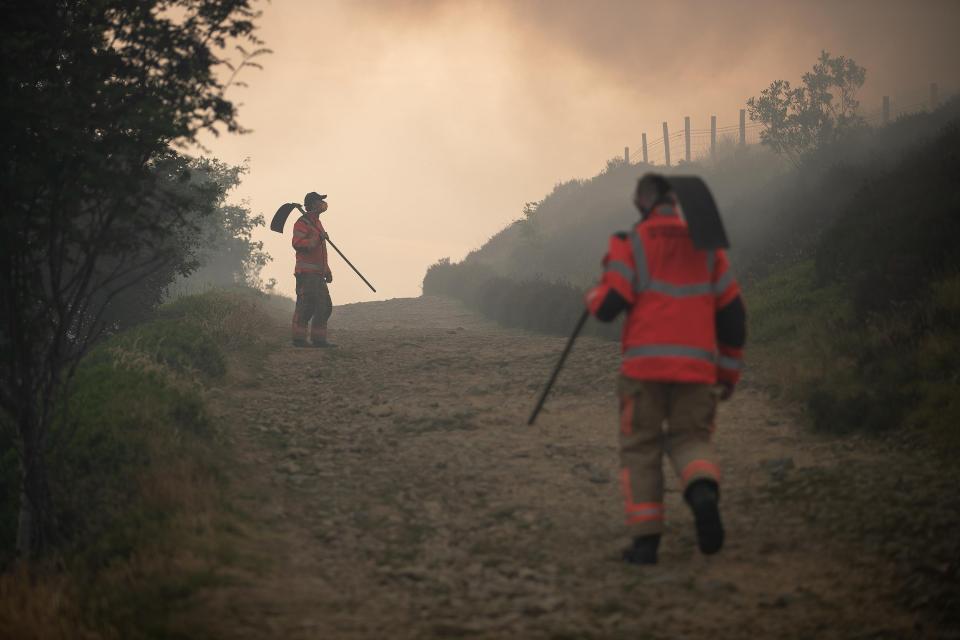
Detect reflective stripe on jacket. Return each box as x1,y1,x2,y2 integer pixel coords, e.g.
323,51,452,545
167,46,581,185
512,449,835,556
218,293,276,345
586,204,744,384
292,213,330,275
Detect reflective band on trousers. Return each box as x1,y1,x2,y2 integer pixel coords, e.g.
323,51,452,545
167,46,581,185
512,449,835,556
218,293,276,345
681,459,721,485
626,508,664,524
626,502,663,517
297,261,326,269
623,344,716,364
718,355,742,370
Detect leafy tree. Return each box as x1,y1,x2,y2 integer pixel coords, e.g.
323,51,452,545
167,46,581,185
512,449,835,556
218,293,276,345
747,51,866,164
173,158,271,294
0,1,266,557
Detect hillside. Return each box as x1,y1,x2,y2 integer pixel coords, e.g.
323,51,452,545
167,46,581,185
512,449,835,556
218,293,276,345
424,98,960,442
451,97,960,286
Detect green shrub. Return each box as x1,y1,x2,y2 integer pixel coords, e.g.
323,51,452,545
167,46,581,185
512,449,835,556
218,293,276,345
0,287,277,597
750,259,960,440
908,275,960,447
159,287,276,349
114,319,226,379
815,124,960,320
424,258,619,340
52,345,212,564
747,260,849,345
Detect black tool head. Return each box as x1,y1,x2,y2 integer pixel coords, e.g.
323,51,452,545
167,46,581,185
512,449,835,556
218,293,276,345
270,202,301,233
667,176,730,250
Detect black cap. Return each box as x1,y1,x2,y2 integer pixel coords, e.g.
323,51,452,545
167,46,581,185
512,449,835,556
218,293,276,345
304,192,327,206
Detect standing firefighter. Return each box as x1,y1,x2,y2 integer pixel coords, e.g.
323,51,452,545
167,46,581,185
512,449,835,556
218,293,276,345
291,192,335,348
585,174,746,565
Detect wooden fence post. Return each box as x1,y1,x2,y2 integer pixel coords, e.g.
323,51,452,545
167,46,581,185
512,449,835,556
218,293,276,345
624,146,630,164
739,109,746,146
684,116,691,163
710,115,717,158
642,133,648,164
882,95,890,125
663,122,671,167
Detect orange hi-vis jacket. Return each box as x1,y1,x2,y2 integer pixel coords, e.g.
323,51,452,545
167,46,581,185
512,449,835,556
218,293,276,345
291,212,330,276
586,204,746,386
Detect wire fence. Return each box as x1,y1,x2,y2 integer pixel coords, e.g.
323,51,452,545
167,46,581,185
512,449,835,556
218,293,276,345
624,82,958,167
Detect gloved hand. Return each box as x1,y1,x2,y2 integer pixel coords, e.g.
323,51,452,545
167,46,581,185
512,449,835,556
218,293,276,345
325,271,333,284
584,285,603,314
323,231,330,240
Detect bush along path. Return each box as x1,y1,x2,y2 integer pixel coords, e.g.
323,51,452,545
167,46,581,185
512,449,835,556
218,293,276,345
0,288,288,639
187,296,957,639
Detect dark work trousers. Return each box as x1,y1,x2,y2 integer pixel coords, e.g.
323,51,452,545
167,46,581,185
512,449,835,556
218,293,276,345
292,272,333,343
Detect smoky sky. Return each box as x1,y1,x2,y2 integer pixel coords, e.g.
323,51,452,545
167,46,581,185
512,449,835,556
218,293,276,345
363,0,960,103
200,0,960,304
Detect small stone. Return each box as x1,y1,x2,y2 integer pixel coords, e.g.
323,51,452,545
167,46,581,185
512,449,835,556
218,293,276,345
760,457,795,481
394,566,428,581
773,593,795,607
368,405,393,417
522,596,565,616
517,568,540,581
702,579,739,594
589,471,611,484
278,461,301,474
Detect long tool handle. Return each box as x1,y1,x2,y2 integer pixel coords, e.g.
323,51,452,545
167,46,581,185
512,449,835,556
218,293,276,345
527,309,589,426
326,237,377,293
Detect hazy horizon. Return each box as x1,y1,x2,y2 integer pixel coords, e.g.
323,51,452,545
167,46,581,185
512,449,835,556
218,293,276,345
199,0,960,303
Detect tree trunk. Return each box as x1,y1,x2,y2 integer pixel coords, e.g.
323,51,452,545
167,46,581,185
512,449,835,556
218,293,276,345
15,488,33,558
15,420,52,558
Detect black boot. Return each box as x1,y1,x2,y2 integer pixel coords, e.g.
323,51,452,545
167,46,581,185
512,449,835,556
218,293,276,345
684,479,724,555
622,534,660,565
292,338,309,348
310,339,337,348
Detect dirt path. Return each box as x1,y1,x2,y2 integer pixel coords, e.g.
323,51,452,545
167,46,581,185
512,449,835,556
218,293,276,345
193,295,929,639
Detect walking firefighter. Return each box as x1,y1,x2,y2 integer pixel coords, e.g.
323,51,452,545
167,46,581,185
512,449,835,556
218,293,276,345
529,173,746,565
270,191,378,349
587,174,747,564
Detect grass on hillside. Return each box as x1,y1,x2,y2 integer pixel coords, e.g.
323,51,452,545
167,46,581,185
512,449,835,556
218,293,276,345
0,286,289,639
748,258,960,448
